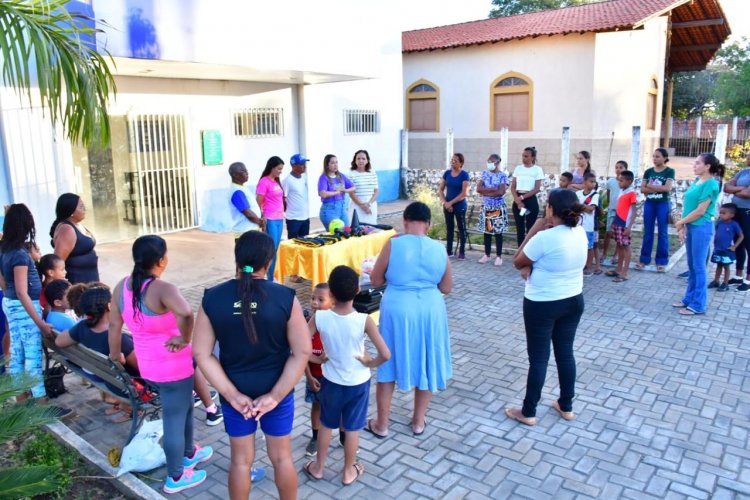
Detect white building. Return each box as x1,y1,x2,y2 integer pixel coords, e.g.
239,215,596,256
0,0,404,247
401,0,730,174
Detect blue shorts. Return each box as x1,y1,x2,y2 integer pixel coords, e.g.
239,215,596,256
222,392,294,437
319,378,370,432
585,231,595,250
606,212,616,232
305,375,323,404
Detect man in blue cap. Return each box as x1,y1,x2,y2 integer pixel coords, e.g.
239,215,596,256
283,154,310,239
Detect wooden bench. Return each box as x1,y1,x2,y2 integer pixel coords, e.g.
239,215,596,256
43,334,161,447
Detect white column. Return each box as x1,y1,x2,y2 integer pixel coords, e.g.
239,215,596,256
500,127,509,172
631,126,642,176
400,129,409,169
560,126,570,174
732,117,739,141
715,124,728,164
696,116,703,138
445,128,454,169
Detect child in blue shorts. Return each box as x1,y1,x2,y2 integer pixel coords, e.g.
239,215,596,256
303,265,390,486
709,203,744,291
576,172,600,276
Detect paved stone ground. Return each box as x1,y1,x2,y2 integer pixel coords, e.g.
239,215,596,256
53,204,750,499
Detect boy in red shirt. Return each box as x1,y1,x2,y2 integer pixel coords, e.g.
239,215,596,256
609,170,637,282
305,283,334,456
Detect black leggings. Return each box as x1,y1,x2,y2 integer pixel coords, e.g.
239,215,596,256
512,196,540,247
444,206,467,256
734,208,750,275
484,233,503,257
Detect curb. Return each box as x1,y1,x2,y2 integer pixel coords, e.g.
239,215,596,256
45,421,165,500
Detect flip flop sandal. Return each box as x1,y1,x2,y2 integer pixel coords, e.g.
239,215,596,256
104,404,121,415
678,307,704,316
302,461,323,481
412,419,427,436
605,270,619,277
593,269,603,275
342,462,364,486
504,407,537,426
656,266,666,273
364,419,387,439
552,401,576,421
671,302,687,308
635,263,646,270
613,276,629,282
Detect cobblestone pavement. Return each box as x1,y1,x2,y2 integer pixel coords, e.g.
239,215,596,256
55,208,750,499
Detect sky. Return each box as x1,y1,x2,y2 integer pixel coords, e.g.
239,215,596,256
399,0,750,43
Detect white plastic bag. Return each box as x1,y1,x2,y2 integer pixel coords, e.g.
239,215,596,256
360,257,376,286
117,419,166,476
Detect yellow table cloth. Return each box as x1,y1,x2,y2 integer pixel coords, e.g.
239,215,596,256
274,230,397,286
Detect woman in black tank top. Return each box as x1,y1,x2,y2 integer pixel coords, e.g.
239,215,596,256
50,193,99,284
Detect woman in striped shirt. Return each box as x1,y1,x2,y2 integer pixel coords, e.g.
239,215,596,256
348,150,379,225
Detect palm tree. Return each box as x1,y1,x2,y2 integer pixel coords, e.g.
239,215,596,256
0,371,63,497
0,0,116,147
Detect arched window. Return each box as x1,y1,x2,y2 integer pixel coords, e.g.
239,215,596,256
490,72,533,131
646,78,658,130
406,79,439,132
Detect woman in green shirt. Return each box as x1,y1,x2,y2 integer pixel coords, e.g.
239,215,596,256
673,153,723,315
637,148,675,272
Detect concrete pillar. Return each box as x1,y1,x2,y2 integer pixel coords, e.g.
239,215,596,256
696,116,703,138
445,129,454,169
631,126,642,176
500,127,509,172
664,75,674,148
560,126,570,174
715,124,728,164
732,117,739,141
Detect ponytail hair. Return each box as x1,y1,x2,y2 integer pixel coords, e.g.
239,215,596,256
130,235,167,318
235,231,275,344
548,188,584,228
79,285,111,328
700,153,725,179
578,150,591,175
655,147,670,164
524,146,537,163
50,193,80,245
37,254,63,281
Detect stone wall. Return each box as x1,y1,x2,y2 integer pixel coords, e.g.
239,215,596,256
405,168,714,226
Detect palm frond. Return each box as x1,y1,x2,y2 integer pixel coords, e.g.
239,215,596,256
0,465,60,499
0,0,116,147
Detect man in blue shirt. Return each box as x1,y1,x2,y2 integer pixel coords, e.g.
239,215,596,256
229,162,264,239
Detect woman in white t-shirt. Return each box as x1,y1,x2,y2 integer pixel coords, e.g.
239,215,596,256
506,188,587,426
510,147,545,247
348,150,379,225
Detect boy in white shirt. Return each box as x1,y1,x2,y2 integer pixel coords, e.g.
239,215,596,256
303,266,390,487
576,173,600,276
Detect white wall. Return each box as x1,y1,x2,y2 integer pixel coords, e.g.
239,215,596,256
402,34,597,139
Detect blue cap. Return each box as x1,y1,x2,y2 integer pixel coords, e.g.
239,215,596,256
290,154,309,165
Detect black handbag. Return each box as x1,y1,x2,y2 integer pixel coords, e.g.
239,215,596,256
44,364,67,398
353,286,386,314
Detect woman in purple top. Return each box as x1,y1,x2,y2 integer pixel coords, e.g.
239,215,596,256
318,154,355,231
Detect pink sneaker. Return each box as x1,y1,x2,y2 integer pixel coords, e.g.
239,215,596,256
494,257,503,267
478,255,490,264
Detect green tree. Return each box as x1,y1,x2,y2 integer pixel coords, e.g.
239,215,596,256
669,70,722,119
489,0,592,18
0,0,116,147
713,38,750,116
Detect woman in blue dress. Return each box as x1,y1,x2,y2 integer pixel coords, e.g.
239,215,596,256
367,201,453,437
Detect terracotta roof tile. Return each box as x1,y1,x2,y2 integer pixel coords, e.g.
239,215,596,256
403,0,680,52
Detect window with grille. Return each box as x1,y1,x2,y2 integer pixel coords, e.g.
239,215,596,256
344,109,379,134
233,108,284,137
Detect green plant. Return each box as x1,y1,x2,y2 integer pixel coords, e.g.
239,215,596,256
0,371,62,499
727,139,750,178
0,0,116,147
412,184,448,240
16,433,77,498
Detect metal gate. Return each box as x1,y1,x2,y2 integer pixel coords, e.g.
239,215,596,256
127,113,196,234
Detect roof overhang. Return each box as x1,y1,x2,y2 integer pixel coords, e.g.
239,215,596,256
108,57,368,85
666,0,731,73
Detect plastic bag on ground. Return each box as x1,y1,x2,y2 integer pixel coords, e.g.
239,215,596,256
117,419,166,476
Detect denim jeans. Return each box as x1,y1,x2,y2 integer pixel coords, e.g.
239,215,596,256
319,199,348,231
522,294,584,418
265,219,283,281
444,206,467,256
639,200,670,266
285,219,310,239
682,221,713,313
512,196,540,247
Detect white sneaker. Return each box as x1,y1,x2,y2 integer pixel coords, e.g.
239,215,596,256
494,257,503,267
478,255,490,264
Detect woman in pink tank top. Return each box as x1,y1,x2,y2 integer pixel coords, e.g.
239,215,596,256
108,235,215,494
